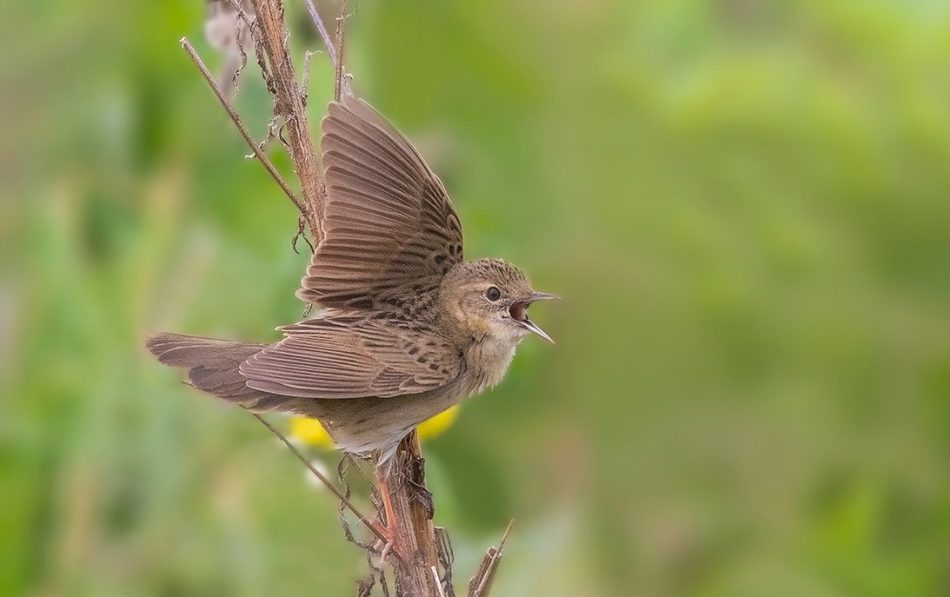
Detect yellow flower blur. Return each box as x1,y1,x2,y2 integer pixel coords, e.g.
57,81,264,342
289,416,334,447
416,404,460,438
289,405,460,448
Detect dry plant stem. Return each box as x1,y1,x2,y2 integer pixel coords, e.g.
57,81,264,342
250,413,395,550
435,527,456,596
180,37,304,216
303,0,338,66
433,567,447,597
381,431,441,596
304,0,353,98
333,2,347,102
301,49,317,102
249,0,324,239
467,521,514,597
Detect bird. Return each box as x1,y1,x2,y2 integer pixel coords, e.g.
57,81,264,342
145,94,556,538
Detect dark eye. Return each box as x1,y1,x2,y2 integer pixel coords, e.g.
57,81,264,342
485,286,501,301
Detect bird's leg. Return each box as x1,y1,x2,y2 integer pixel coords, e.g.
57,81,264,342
372,463,401,560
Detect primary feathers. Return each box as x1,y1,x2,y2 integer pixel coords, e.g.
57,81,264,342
298,96,464,311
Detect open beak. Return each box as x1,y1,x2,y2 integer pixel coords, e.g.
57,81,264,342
508,291,559,344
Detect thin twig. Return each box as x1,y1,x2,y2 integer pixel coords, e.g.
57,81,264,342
468,520,514,597
336,454,376,553
334,3,347,101
300,49,317,104
249,413,392,548
432,567,446,597
249,0,325,240
291,215,314,254
435,526,456,597
256,115,281,153
180,37,305,216
304,0,352,98
303,0,338,66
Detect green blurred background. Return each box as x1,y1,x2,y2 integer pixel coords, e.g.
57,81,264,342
3,1,950,595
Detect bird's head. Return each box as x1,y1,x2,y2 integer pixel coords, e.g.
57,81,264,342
440,258,558,345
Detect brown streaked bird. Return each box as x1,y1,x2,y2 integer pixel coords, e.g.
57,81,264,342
146,95,556,516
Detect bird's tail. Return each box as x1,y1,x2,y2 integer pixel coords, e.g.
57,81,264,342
145,332,285,411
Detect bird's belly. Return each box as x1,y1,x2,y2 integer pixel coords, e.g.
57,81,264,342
305,382,467,457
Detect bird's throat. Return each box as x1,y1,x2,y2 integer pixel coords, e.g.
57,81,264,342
465,336,518,394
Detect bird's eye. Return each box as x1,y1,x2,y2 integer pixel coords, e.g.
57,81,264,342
485,286,501,301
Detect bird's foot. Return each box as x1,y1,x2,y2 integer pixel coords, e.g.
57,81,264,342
372,471,404,563
370,519,399,564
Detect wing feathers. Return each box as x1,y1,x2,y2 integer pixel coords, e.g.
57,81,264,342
297,96,463,309
239,316,461,400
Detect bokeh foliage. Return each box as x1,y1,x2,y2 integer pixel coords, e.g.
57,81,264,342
2,1,950,595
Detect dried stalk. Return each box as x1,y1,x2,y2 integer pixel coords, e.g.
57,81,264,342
383,432,442,596
304,0,352,98
333,7,345,102
467,521,514,597
249,0,324,239
249,413,393,547
303,0,337,66
180,38,304,216
435,527,456,597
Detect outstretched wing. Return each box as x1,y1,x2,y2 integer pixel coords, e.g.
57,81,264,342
297,95,464,310
238,315,463,399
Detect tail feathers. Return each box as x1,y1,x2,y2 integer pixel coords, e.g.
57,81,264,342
147,333,265,369
146,332,273,406
146,332,327,418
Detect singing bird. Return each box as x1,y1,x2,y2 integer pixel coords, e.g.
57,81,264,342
146,95,556,467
